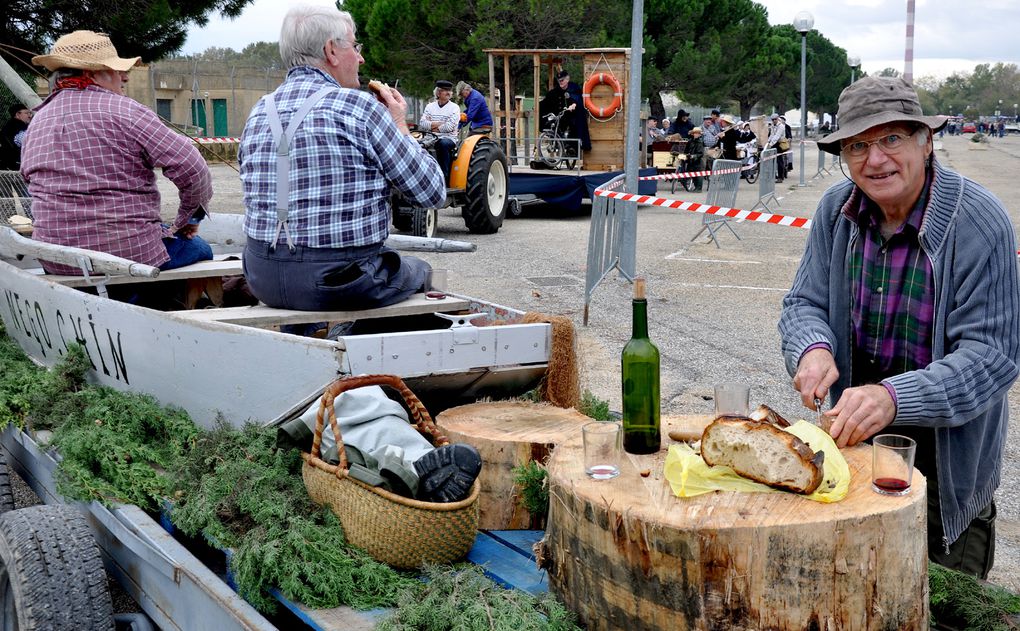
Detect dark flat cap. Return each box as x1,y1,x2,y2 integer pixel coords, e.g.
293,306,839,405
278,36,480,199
556,70,570,79
435,80,454,90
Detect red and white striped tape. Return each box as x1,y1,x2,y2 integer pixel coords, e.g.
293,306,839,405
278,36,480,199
192,137,242,144
593,188,813,230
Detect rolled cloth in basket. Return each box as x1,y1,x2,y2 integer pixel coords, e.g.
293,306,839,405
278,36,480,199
287,385,434,494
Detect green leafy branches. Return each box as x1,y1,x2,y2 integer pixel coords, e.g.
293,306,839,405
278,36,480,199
377,565,580,631
929,563,1020,631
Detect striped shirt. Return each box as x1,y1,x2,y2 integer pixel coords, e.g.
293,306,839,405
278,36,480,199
419,100,460,141
239,66,445,248
848,172,935,381
21,86,212,274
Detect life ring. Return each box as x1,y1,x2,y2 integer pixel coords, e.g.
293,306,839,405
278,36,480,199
582,72,623,120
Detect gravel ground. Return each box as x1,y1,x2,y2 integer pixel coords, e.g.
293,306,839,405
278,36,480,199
159,134,1020,591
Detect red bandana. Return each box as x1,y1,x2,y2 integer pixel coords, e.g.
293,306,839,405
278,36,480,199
55,76,95,91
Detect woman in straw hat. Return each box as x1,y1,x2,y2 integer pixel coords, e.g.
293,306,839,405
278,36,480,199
779,76,1019,578
22,31,214,280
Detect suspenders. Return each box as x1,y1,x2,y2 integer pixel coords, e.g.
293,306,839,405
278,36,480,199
261,85,335,251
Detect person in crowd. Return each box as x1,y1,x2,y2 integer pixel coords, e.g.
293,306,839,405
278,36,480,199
22,31,213,276
717,115,754,161
239,5,445,313
685,127,705,192
0,103,31,170
646,118,667,146
455,80,493,135
765,113,788,182
667,109,694,139
539,70,591,154
782,115,794,175
700,114,720,156
779,76,1019,579
419,79,459,182
0,103,32,207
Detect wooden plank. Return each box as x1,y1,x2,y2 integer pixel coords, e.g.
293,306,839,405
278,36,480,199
173,293,471,326
38,257,244,287
467,531,549,595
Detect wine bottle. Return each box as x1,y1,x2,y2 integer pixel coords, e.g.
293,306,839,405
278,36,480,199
622,278,661,454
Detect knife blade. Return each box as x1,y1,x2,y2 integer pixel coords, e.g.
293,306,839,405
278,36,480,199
813,397,824,427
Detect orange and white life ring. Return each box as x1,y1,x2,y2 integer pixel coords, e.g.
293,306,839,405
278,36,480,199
582,72,623,120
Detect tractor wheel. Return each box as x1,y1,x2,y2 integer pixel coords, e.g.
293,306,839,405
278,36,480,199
393,212,413,233
411,207,437,239
462,139,508,234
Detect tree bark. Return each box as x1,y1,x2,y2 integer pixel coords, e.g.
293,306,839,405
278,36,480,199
542,414,929,630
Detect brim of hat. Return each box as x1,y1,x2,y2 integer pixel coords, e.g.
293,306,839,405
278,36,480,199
32,53,140,73
817,111,948,155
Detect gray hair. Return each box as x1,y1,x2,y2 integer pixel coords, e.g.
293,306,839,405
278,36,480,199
48,68,84,91
455,81,471,95
279,5,356,70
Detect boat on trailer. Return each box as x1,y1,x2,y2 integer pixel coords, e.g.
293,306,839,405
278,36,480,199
0,218,552,629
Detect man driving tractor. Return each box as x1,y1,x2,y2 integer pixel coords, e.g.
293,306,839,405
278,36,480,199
419,80,460,181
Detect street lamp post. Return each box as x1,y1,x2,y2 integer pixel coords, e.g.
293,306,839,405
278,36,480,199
847,54,860,84
1014,103,1018,121
794,11,814,187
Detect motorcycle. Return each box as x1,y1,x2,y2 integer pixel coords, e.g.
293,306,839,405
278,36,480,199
737,139,760,184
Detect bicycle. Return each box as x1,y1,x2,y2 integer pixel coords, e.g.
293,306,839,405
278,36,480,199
535,108,579,170
668,140,697,194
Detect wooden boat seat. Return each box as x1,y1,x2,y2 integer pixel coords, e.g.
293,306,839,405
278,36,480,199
34,255,244,288
172,292,471,327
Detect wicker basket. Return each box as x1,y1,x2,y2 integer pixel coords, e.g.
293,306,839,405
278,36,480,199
301,374,479,569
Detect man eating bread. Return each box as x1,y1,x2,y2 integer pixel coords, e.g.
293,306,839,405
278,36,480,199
239,5,445,316
779,76,1020,579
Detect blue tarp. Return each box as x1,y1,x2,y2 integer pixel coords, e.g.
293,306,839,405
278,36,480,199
508,168,658,213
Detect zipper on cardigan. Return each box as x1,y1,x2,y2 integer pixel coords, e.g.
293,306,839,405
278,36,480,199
923,244,951,554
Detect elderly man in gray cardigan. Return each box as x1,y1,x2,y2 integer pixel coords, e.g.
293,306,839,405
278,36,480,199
779,76,1020,579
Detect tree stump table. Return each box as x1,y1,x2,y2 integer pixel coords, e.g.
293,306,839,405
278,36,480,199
542,415,928,630
436,401,593,530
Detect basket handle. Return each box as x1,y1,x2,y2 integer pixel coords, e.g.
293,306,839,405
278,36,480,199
311,374,450,479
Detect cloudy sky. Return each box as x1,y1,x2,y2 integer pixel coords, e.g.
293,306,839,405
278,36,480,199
183,0,1019,80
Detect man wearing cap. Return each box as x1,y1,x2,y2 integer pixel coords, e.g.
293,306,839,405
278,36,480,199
419,80,459,182
685,127,705,192
0,103,32,207
700,113,722,159
239,6,444,314
717,114,754,161
22,31,214,277
454,81,493,135
539,70,591,154
779,76,1020,578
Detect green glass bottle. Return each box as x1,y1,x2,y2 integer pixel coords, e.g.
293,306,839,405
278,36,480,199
622,278,661,454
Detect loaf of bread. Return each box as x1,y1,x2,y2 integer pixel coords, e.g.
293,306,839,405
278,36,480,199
747,404,791,428
700,416,824,494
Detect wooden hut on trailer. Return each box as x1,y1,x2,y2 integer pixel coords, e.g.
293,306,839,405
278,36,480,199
482,48,632,172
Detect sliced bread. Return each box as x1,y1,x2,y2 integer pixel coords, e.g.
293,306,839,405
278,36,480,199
700,416,824,494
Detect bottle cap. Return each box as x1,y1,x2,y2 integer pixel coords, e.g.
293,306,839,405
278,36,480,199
634,277,646,300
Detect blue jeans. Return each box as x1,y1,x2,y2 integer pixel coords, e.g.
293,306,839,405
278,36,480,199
434,138,456,182
160,235,213,270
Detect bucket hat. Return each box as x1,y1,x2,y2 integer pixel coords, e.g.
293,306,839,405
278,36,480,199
33,31,140,72
817,76,947,155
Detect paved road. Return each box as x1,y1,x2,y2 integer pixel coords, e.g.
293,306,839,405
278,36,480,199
173,133,1020,591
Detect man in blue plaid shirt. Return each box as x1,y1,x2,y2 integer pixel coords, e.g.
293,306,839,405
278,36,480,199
239,5,445,313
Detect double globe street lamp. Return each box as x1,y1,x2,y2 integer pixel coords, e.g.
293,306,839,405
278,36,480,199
794,10,814,187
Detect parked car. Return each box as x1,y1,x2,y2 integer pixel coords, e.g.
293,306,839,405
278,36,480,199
961,122,977,133
1005,123,1020,135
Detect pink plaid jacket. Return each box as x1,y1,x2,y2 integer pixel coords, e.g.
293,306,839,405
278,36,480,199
21,86,212,274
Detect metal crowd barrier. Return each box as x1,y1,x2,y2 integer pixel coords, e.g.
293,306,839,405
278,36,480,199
583,173,635,325
750,149,780,212
0,170,32,223
814,147,832,178
690,159,742,247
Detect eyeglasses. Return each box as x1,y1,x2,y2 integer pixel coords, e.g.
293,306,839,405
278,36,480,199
842,129,919,159
350,41,363,54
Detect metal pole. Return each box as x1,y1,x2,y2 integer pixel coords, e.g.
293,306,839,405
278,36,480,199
799,33,807,187
620,0,644,279
851,69,855,84
0,57,42,108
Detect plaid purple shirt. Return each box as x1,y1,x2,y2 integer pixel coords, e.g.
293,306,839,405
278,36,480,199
239,67,445,248
21,86,212,274
848,172,935,381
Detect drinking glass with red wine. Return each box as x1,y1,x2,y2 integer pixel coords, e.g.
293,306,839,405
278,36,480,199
871,434,917,496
